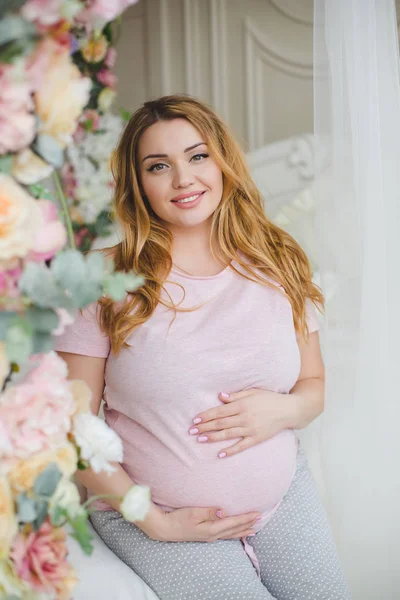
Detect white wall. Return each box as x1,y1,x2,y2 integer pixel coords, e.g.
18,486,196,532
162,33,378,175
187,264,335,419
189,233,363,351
114,0,314,151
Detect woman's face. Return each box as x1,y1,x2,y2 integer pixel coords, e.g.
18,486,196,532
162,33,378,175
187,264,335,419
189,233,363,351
138,118,224,232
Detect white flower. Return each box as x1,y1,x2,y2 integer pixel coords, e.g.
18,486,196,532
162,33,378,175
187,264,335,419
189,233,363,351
120,485,151,523
49,477,83,518
73,413,123,473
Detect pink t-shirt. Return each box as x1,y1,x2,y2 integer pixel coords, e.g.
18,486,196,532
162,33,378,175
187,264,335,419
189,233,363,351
55,259,319,527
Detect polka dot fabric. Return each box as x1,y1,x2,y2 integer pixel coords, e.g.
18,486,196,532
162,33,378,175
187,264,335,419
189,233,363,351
90,447,351,600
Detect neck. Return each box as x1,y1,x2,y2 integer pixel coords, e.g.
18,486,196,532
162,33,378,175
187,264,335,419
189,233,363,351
169,221,226,271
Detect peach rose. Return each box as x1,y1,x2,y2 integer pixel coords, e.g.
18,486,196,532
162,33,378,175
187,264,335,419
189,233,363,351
7,443,78,494
10,519,77,599
0,476,17,560
0,174,42,261
34,40,91,148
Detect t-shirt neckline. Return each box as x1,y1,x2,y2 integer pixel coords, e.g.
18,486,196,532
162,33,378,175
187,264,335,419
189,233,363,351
170,261,233,281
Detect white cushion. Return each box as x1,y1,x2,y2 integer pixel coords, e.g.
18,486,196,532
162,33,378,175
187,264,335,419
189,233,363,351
67,521,159,600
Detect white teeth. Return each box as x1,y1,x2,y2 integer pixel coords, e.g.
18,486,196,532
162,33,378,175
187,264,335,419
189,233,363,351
175,193,202,203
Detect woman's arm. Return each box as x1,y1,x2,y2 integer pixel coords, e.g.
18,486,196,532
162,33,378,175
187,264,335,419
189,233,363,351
286,331,325,430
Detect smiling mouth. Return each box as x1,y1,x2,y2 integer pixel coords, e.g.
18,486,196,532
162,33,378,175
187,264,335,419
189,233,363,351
171,192,205,204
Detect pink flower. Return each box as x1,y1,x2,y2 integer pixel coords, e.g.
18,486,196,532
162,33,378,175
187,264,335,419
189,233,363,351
96,68,118,89
10,519,77,598
60,163,78,197
104,47,117,68
21,0,65,27
77,0,139,27
0,66,35,155
27,199,67,262
0,260,22,299
0,352,75,459
81,108,100,131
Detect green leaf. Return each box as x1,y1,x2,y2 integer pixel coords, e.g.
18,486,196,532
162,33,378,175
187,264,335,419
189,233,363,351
33,134,64,168
31,331,55,355
17,493,37,523
25,306,59,333
5,316,33,363
32,499,49,531
0,0,26,18
19,262,71,309
0,311,16,339
0,14,36,45
119,108,131,121
34,462,62,498
0,154,12,174
50,505,68,527
68,512,94,556
28,183,54,201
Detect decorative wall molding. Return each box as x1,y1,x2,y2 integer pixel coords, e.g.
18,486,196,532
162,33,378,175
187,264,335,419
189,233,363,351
245,17,313,148
159,0,170,95
209,0,228,119
268,0,313,27
183,0,203,96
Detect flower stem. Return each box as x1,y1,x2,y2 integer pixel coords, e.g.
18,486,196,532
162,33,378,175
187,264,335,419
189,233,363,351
52,170,76,250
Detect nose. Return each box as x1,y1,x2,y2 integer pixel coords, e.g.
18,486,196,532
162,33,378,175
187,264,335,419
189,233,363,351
172,161,195,189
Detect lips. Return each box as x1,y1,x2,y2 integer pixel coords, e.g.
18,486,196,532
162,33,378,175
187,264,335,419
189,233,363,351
171,191,205,202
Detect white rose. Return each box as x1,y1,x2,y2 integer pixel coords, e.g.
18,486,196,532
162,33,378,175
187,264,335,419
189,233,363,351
0,343,10,390
72,413,123,474
0,174,43,260
120,485,151,523
49,478,83,518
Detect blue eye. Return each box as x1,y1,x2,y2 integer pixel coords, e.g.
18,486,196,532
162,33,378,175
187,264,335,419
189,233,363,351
191,153,209,162
147,163,167,172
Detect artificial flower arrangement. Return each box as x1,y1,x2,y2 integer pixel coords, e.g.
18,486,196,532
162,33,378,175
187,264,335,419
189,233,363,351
60,10,130,252
0,2,151,598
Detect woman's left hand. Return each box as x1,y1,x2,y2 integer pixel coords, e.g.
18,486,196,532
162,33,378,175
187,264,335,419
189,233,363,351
189,389,292,458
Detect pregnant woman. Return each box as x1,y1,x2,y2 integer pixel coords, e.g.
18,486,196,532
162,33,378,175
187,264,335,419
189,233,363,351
56,95,351,599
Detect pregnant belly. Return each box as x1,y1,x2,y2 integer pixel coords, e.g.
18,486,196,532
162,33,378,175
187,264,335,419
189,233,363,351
120,427,298,518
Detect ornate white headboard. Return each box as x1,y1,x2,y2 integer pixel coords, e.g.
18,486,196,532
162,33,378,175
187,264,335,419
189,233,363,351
246,133,315,216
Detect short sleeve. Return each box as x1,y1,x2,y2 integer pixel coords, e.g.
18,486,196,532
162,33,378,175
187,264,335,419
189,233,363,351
54,302,110,358
305,298,320,334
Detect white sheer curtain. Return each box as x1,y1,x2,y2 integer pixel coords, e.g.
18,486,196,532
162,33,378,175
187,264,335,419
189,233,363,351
313,1,400,598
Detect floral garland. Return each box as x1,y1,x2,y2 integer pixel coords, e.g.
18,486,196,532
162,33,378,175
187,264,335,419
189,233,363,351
61,15,129,251
0,2,150,598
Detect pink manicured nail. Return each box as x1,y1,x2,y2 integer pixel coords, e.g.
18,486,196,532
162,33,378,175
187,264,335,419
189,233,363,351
216,510,223,518
220,392,230,399
256,516,262,522
197,435,208,443
218,451,227,458
248,533,256,537
193,417,202,424
189,427,199,435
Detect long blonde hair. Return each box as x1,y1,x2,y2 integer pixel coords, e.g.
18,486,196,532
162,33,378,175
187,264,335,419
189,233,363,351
99,94,323,353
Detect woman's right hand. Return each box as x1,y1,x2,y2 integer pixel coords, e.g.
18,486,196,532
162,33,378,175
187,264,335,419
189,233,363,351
141,504,261,542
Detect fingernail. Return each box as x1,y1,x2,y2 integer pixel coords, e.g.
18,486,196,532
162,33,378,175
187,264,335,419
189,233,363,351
193,417,202,424
220,392,230,399
189,428,199,435
218,451,227,458
256,516,262,522
197,435,208,443
248,533,256,537
216,510,223,518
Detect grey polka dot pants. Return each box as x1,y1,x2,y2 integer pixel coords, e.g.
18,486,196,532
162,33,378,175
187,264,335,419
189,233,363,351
90,446,351,599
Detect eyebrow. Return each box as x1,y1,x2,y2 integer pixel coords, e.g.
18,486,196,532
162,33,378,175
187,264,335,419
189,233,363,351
141,142,207,163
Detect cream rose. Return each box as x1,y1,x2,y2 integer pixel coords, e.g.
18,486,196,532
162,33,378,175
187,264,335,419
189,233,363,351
0,174,42,261
70,379,92,417
34,40,91,148
0,476,17,560
8,443,78,494
12,149,54,185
